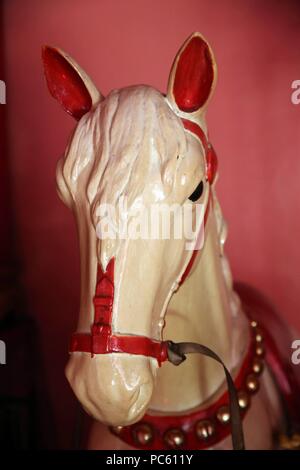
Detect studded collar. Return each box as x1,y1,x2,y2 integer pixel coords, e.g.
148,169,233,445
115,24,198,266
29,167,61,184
110,320,264,450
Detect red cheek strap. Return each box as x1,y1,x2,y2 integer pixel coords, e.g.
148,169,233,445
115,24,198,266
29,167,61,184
178,118,217,285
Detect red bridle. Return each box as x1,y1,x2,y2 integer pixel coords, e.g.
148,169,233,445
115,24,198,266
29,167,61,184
69,119,218,363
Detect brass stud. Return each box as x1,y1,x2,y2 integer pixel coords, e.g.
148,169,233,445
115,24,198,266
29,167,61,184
246,373,260,394
238,390,250,410
164,428,185,448
132,423,153,446
216,405,230,424
255,344,265,357
251,320,258,328
112,425,123,435
252,357,264,375
195,420,215,440
255,328,264,343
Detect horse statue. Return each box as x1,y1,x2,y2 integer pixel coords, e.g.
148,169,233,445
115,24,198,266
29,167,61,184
42,33,300,450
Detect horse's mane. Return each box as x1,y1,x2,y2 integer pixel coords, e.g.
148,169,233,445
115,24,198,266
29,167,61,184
57,85,188,222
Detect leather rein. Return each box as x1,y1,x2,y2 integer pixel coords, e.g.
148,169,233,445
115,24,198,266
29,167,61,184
69,118,245,450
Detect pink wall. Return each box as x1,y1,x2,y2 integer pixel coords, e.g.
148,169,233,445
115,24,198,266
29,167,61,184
3,0,300,447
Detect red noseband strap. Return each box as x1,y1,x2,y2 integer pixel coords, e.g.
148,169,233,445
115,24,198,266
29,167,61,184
70,330,169,366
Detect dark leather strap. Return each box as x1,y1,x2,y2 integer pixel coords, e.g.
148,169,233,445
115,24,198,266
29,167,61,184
166,340,245,450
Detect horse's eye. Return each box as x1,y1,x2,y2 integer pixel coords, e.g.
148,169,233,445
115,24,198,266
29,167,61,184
188,181,204,202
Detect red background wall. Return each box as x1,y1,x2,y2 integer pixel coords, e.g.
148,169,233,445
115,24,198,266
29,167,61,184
2,0,300,448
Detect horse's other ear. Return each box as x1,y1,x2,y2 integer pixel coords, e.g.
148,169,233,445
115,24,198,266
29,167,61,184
167,33,217,116
42,46,103,120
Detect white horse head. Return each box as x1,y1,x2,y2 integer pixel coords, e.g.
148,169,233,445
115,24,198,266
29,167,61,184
42,33,218,426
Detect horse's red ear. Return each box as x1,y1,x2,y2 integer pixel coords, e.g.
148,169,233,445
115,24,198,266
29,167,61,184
42,46,102,120
167,33,217,114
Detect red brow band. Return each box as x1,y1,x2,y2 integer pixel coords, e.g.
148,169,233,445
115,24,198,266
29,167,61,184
181,118,209,153
181,118,218,185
